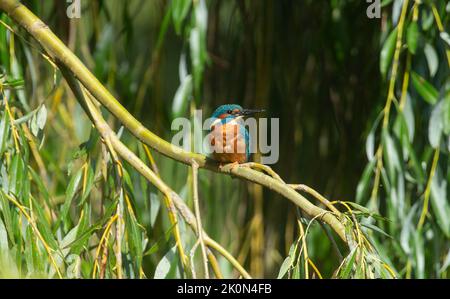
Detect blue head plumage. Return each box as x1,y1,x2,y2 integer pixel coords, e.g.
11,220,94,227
211,104,244,121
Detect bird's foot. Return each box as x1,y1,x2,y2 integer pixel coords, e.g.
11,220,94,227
220,161,240,172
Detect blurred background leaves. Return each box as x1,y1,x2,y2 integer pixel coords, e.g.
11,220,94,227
0,0,448,278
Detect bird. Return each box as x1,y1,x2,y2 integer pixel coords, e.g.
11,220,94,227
209,104,264,164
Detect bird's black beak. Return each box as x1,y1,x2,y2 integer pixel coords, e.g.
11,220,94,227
240,109,265,116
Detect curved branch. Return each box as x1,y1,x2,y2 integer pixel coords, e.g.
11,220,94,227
0,0,346,242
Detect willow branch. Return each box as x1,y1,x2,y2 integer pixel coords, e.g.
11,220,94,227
289,184,341,215
371,0,410,207
191,161,210,278
141,146,190,272
417,147,440,230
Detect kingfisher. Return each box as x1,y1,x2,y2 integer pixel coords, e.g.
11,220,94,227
209,104,264,164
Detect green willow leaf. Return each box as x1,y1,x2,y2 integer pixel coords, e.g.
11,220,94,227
24,226,35,273
440,249,450,273
3,78,24,88
361,223,392,238
391,0,403,25
381,0,394,8
9,155,25,197
125,203,144,271
443,93,450,135
0,217,8,251
411,72,438,105
406,22,419,55
0,192,13,245
172,0,191,35
382,130,401,181
428,100,445,148
366,112,383,161
356,160,376,204
424,43,439,77
340,247,357,278
54,167,83,232
402,93,415,141
277,256,292,279
430,171,450,237
28,166,51,208
421,9,434,31
66,254,81,278
36,104,47,130
63,222,102,254
171,75,192,118
400,203,419,255
143,223,177,257
59,222,81,257
149,192,160,228
345,201,371,215
440,32,450,47
154,245,180,279
413,230,425,279
0,111,10,156
31,196,58,250
380,28,398,79
79,165,95,206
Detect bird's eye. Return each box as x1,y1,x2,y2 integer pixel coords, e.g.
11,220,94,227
227,110,233,114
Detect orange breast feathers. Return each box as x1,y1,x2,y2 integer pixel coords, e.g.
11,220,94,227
210,122,248,163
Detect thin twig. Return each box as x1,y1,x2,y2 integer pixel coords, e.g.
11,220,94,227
190,240,200,279
115,192,123,279
142,144,190,273
241,162,285,183
370,0,410,209
191,161,210,279
417,148,440,230
2,192,63,278
206,250,223,279
93,214,118,278
289,184,341,215
296,214,309,279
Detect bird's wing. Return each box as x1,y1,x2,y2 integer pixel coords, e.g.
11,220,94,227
240,124,250,160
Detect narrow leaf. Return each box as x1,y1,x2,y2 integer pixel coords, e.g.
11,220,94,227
411,72,438,105
406,22,419,54
380,28,398,79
